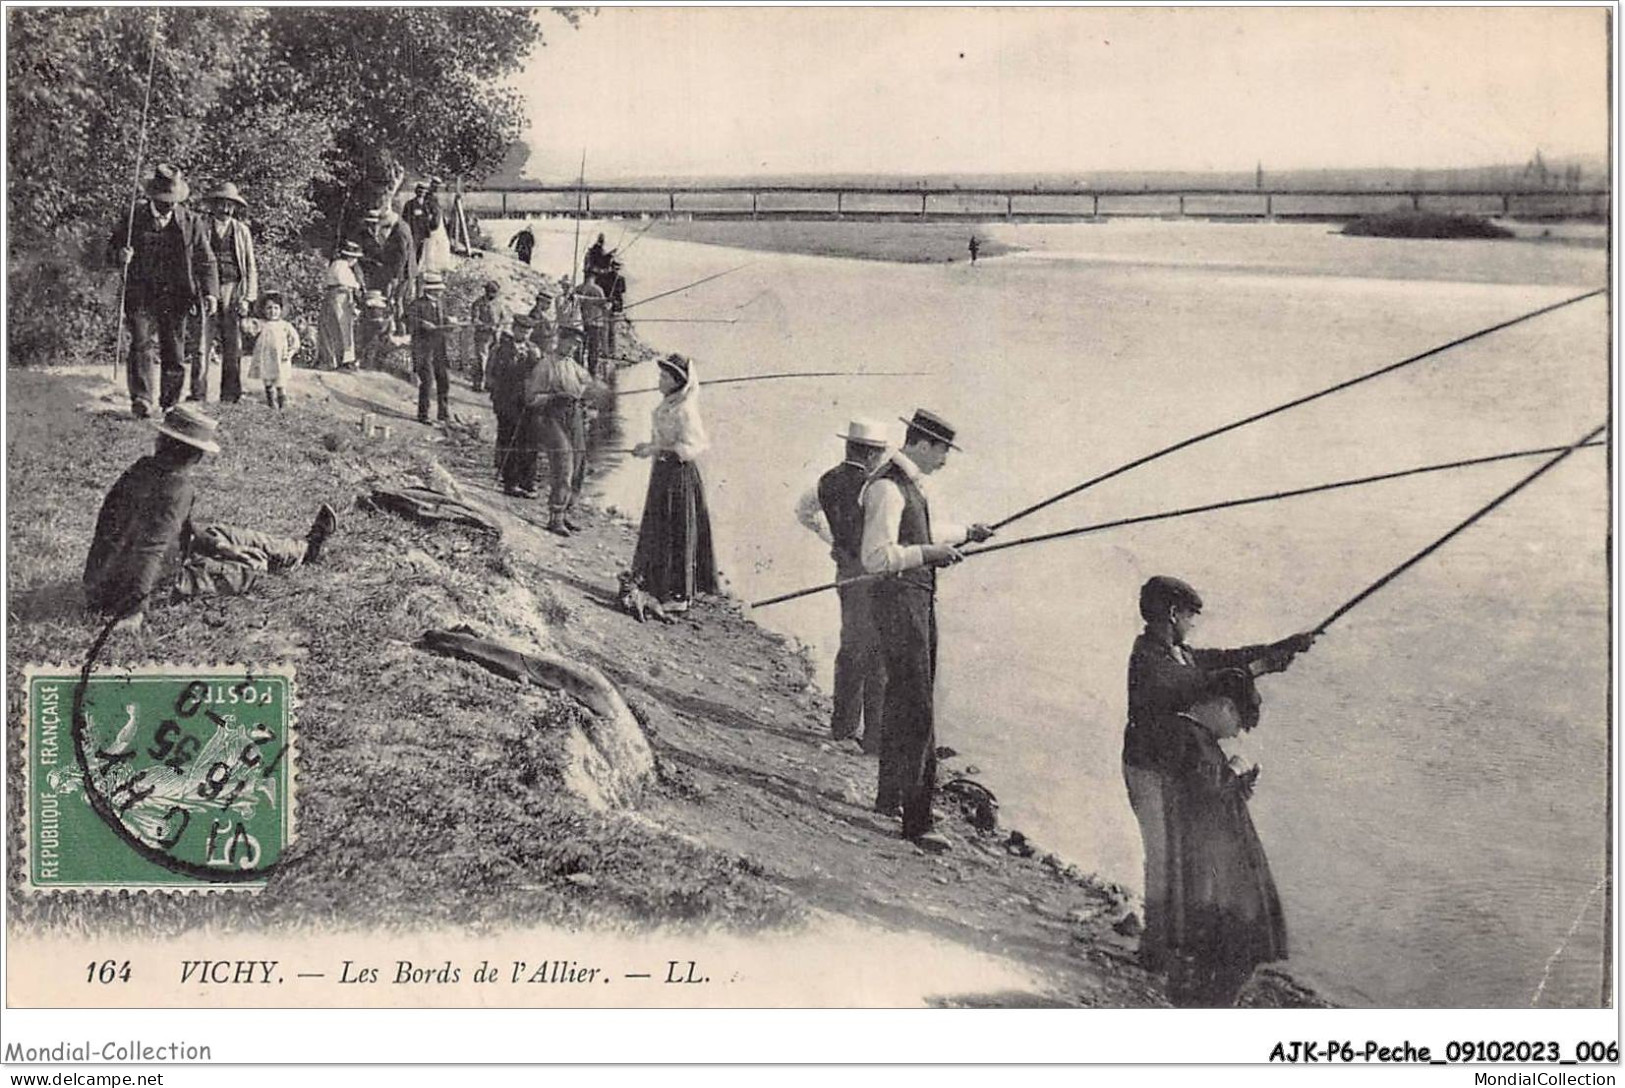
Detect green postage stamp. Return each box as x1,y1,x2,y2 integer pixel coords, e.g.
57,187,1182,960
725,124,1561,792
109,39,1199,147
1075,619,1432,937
23,665,296,893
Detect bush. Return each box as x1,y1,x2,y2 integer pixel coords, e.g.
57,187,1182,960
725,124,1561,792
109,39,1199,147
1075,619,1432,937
7,226,117,368
1341,211,1514,240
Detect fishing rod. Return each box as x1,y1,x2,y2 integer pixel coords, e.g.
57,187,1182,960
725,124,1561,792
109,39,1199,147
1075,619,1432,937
614,316,746,325
569,149,586,287
1310,422,1606,635
616,369,931,396
621,262,755,313
748,437,1608,609
990,287,1608,532
113,9,162,385
616,215,661,259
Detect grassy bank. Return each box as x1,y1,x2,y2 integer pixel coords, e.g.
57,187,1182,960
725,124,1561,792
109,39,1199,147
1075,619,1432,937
631,219,1022,264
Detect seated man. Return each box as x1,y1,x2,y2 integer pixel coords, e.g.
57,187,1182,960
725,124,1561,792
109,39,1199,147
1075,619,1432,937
83,404,337,624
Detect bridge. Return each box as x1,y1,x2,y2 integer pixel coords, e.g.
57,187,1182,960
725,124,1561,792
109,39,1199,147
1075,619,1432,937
459,183,1608,222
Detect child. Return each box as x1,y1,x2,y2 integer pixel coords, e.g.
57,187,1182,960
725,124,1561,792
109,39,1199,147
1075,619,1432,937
356,289,393,371
248,292,301,409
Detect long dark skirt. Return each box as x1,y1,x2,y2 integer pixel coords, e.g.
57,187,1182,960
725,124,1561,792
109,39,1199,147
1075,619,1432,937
631,455,718,603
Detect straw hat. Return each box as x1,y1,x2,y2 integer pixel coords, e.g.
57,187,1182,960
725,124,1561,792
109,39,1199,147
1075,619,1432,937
144,163,189,203
204,181,248,207
153,404,221,454
420,272,445,291
338,240,363,259
836,418,888,446
899,408,961,451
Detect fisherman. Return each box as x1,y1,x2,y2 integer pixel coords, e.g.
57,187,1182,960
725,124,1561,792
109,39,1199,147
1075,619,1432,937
796,419,891,751
191,181,257,403
488,313,533,481
602,258,627,358
555,274,581,335
107,164,219,419
584,231,611,279
508,224,536,265
575,273,609,379
526,284,558,349
517,324,599,534
1122,575,1314,977
402,180,442,261
859,409,995,851
356,205,415,336
407,271,459,425
469,280,508,393
968,235,980,264
83,404,338,626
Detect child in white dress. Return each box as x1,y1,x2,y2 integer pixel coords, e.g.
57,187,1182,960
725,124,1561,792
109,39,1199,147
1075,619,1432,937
249,292,301,409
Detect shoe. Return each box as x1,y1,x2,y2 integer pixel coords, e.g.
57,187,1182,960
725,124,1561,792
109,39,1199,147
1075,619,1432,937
131,402,151,420
186,394,206,403
305,503,338,563
562,513,584,532
418,415,432,426
910,831,952,854
546,516,573,537
663,597,690,615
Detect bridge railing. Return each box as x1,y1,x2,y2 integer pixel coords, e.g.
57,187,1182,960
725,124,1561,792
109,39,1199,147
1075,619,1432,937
459,185,1609,221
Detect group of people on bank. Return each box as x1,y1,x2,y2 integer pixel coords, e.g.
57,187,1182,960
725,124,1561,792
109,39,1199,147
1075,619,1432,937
793,408,1317,1005
91,161,1312,1006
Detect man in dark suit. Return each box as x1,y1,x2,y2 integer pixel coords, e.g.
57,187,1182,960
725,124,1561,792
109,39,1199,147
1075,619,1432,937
859,409,995,851
108,164,219,418
796,419,892,750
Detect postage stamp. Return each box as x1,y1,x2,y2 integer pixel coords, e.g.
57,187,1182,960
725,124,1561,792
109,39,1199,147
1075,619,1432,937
22,665,296,893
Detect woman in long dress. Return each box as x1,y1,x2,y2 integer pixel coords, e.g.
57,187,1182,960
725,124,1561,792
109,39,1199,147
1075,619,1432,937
1160,667,1287,1007
630,354,718,613
316,241,362,369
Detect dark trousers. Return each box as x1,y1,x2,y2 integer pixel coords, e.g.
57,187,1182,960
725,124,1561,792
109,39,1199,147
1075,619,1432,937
494,407,517,475
190,280,245,401
537,399,576,513
585,323,606,379
413,339,450,421
503,406,539,491
471,333,494,390
567,401,588,504
874,582,937,837
126,298,190,411
832,579,886,744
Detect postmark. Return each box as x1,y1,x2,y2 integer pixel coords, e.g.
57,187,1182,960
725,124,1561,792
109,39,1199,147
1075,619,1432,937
23,664,296,893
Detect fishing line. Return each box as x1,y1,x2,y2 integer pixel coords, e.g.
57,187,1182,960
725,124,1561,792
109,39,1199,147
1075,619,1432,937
991,287,1608,532
748,437,1607,609
617,369,930,396
1309,422,1606,635
621,262,755,312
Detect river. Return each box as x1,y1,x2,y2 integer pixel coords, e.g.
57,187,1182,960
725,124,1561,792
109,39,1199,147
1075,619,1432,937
498,216,1609,1008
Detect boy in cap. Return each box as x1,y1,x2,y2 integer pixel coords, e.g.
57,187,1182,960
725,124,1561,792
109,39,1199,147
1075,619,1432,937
526,285,558,349
1123,575,1314,975
796,419,893,750
84,404,338,625
107,164,220,418
517,323,601,532
407,271,461,424
468,280,508,393
859,408,996,851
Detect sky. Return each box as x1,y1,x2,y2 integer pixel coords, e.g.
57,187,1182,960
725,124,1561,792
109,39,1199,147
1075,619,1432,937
513,6,1611,182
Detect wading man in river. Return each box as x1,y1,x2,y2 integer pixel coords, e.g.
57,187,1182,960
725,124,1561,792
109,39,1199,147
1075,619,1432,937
797,419,892,752
860,409,995,851
1122,575,1313,982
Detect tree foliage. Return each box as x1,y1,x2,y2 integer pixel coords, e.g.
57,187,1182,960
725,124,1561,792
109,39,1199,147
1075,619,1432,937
7,6,571,255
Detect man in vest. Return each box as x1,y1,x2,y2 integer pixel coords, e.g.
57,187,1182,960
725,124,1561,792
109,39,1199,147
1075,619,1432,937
860,409,995,851
796,419,891,751
192,181,257,403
